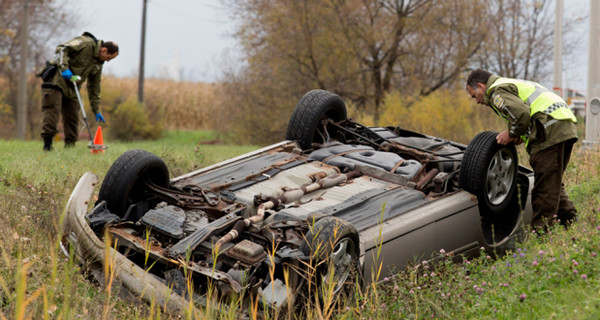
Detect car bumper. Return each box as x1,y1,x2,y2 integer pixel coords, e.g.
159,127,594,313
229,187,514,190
63,172,197,315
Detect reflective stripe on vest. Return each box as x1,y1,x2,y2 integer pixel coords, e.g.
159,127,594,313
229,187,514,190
488,78,577,122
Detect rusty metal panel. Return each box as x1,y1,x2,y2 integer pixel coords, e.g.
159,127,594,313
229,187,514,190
225,239,267,266
140,205,186,238
171,152,302,190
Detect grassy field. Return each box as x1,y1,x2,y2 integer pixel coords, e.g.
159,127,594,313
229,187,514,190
1,132,599,319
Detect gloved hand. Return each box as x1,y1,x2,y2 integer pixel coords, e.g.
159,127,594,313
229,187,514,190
61,69,73,80
95,113,106,123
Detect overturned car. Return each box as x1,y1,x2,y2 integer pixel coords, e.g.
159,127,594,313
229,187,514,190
64,89,533,314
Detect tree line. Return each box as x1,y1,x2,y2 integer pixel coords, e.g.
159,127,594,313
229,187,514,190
220,0,582,145
0,0,583,144
0,0,76,138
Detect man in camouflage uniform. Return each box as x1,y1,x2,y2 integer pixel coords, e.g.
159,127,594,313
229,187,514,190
38,32,118,150
465,69,578,231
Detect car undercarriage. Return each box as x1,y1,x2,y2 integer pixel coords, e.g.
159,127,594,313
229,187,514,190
64,89,533,315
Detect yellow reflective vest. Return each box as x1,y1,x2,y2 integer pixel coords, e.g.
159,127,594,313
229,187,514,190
488,78,576,122
485,77,577,150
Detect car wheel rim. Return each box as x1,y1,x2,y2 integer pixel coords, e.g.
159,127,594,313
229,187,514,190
486,148,515,205
323,237,355,295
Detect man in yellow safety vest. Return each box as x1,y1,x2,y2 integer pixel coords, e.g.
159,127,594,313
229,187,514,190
466,69,578,231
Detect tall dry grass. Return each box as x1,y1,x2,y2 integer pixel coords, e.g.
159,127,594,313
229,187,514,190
101,77,225,131
0,76,224,141
2,74,511,145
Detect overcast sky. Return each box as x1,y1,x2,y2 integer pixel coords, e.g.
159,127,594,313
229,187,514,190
75,0,237,82
74,0,591,92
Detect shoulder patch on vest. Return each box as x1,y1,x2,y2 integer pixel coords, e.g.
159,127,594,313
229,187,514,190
492,94,504,108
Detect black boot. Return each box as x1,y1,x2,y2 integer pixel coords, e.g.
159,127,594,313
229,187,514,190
559,210,578,228
43,137,53,151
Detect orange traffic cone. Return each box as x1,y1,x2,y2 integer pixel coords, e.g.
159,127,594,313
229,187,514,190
91,126,105,154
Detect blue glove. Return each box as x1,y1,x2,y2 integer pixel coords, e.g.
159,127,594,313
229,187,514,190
95,113,106,123
61,69,73,80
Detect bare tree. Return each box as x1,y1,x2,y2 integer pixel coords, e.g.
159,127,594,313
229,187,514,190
327,0,434,121
0,0,75,138
222,0,573,145
472,0,582,81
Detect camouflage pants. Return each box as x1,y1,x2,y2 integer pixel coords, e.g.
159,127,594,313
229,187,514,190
529,139,577,229
41,87,80,144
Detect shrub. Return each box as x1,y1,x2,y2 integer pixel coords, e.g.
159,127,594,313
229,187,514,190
379,88,505,144
0,97,15,138
101,77,222,132
107,96,163,141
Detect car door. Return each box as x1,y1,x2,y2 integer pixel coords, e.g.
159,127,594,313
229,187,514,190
359,191,482,283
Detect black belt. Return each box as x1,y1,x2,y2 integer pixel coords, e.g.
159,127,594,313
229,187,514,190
41,82,62,93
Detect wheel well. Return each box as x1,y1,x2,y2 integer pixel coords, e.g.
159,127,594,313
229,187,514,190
516,172,530,211
480,172,529,245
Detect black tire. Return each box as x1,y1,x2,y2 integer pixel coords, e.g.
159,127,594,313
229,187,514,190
299,216,359,310
459,131,518,217
286,90,347,150
98,149,169,218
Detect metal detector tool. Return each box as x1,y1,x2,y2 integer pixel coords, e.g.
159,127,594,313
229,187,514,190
71,76,107,151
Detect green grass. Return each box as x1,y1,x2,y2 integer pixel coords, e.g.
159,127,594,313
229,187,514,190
1,132,599,319
345,145,600,320
0,131,258,319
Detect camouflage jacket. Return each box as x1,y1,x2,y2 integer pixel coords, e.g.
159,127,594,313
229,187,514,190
46,32,105,114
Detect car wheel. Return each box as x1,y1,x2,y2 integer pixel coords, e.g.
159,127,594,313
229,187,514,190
459,131,518,218
286,89,347,150
299,216,359,309
98,149,169,218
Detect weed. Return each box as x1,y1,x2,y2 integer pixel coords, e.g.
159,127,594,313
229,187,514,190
0,136,599,319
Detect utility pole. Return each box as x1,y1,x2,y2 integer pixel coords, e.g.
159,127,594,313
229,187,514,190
553,0,563,98
585,0,600,147
138,0,147,103
17,0,29,139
